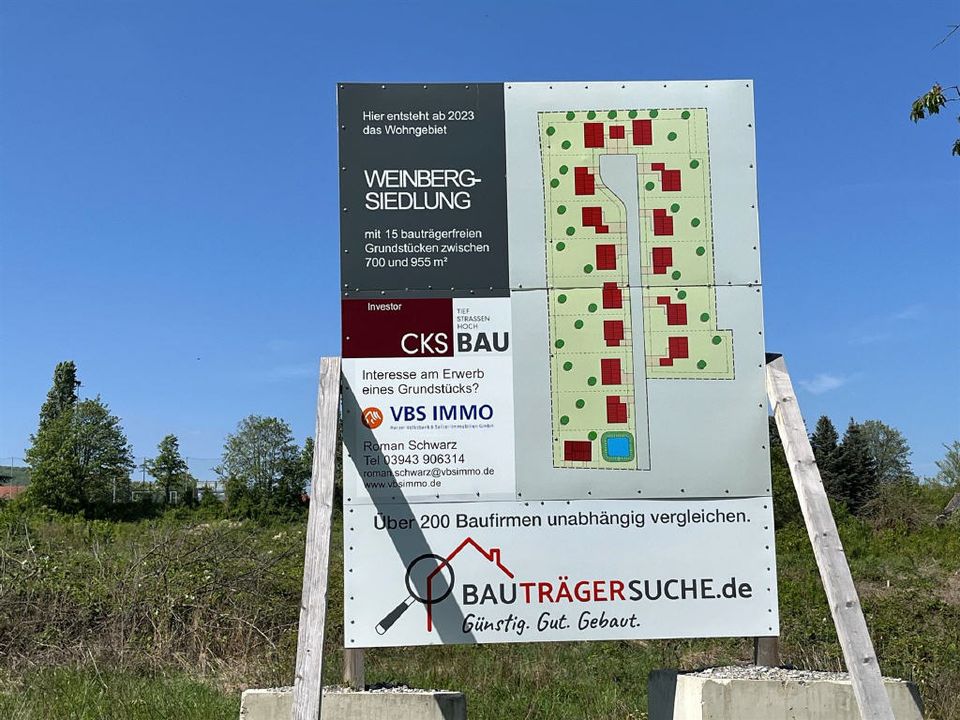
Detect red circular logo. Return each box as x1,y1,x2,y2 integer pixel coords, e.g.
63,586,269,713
361,407,384,429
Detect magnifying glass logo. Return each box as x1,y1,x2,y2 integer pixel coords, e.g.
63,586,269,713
375,553,456,635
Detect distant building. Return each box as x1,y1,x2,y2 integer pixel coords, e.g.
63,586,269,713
0,465,29,501
0,485,26,500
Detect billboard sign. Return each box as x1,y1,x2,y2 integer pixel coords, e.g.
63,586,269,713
338,82,777,647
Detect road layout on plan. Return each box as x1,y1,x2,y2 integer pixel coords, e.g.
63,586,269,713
538,108,735,471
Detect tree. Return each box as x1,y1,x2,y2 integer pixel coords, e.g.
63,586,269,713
27,396,135,513
767,416,782,453
809,415,840,495
859,420,916,485
216,415,308,517
38,360,79,431
831,419,879,514
300,436,315,481
910,25,960,156
934,440,960,489
911,82,960,156
146,434,193,503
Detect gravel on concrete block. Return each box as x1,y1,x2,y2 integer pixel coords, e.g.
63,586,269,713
686,665,905,683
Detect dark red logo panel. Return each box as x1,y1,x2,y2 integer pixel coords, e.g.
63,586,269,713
342,299,454,358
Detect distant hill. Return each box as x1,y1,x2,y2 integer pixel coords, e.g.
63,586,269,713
0,466,30,486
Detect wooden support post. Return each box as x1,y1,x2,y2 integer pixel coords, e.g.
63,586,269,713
765,354,895,720
343,648,365,690
291,357,341,720
753,636,779,667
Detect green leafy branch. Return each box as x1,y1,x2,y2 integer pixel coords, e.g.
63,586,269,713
911,25,960,156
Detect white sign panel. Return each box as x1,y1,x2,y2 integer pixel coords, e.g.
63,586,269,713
342,297,516,504
344,498,778,647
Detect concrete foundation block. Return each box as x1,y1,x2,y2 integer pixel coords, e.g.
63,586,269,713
239,686,467,720
648,667,924,720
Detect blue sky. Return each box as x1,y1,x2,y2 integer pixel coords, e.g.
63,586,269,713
1,0,957,478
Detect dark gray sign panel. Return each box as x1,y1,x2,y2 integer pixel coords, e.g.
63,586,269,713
338,84,509,298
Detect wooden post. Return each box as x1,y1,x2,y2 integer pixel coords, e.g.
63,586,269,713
765,354,895,720
343,648,365,690
291,357,341,720
753,636,779,666
936,492,960,526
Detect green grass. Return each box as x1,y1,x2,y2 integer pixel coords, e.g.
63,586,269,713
351,638,747,719
1,485,958,719
0,668,236,720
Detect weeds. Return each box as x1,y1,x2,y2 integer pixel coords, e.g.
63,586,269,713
0,509,308,689
0,494,958,719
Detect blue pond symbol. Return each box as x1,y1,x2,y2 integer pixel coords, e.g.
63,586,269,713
605,435,631,459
